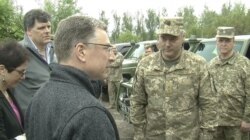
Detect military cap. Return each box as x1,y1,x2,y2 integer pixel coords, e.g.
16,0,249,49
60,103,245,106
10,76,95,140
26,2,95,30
144,43,153,49
156,17,184,36
216,26,235,38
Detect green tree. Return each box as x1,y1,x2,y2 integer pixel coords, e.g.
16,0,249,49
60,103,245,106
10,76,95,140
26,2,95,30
221,3,248,35
135,11,147,40
111,12,121,43
0,0,23,40
121,12,133,32
177,6,199,37
245,9,250,34
118,31,140,43
161,7,168,17
99,10,109,27
199,3,249,37
44,0,81,33
199,6,219,37
145,9,159,40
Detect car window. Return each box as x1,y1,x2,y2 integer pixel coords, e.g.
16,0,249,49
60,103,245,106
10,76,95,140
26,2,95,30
246,44,250,59
196,41,244,61
126,43,145,59
115,43,133,56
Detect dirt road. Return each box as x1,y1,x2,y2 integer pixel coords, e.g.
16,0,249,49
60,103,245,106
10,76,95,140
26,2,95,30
102,101,134,140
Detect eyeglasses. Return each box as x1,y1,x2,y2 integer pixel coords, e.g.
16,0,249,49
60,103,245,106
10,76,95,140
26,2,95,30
14,69,26,76
83,43,113,53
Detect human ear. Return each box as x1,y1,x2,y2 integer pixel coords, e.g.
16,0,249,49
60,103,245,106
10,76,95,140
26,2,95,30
75,43,87,62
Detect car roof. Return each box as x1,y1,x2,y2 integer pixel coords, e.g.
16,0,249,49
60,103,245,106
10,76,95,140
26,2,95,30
136,40,157,45
115,42,132,46
201,35,250,42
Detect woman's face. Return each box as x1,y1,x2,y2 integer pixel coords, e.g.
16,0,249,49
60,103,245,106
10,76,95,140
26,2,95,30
3,61,28,88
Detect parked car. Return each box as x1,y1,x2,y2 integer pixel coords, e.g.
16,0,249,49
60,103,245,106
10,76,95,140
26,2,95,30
122,40,158,81
193,35,250,61
115,42,135,56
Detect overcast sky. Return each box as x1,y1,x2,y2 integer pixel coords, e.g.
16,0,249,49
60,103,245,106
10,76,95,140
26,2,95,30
15,0,250,18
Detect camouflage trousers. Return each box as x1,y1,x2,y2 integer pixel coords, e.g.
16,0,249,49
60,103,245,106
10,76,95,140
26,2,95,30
108,81,120,108
214,126,250,140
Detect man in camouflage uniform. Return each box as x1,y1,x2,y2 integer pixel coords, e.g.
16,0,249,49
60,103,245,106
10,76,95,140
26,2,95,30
107,45,124,109
144,44,155,57
139,44,155,61
208,27,250,140
130,17,217,140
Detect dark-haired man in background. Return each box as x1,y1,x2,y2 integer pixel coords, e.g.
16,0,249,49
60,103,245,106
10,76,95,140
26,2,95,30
13,9,56,115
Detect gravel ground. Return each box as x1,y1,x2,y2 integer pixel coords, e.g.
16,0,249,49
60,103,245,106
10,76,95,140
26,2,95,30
102,101,134,140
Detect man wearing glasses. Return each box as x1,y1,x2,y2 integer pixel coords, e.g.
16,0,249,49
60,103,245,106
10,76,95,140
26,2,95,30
25,16,119,140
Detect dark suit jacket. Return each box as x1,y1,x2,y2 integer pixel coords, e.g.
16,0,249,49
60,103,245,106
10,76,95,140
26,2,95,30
0,90,24,140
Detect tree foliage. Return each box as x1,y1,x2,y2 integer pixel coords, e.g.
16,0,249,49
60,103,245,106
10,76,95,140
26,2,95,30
121,12,133,32
118,31,140,43
99,10,109,27
0,0,23,40
135,12,147,41
177,6,199,37
145,9,159,40
44,0,81,33
111,12,121,43
1,1,250,42
199,3,250,37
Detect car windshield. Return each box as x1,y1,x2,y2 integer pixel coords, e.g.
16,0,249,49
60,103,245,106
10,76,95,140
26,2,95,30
126,43,146,59
196,40,244,61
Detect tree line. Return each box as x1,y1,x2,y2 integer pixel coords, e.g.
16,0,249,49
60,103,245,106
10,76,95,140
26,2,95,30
1,0,250,43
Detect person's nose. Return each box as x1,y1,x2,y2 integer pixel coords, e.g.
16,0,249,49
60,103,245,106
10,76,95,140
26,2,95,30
20,74,25,80
109,50,116,61
164,39,171,47
160,40,170,50
45,27,51,33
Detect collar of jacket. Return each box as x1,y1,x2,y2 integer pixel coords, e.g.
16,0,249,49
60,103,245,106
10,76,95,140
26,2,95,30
214,51,238,65
152,50,187,72
49,63,95,96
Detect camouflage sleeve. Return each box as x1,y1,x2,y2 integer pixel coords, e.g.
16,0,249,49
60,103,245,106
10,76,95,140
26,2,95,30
242,61,250,122
199,63,217,133
130,61,147,140
109,54,124,68
200,129,216,140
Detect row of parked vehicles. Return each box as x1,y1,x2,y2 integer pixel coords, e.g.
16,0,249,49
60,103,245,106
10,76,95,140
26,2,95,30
115,35,250,122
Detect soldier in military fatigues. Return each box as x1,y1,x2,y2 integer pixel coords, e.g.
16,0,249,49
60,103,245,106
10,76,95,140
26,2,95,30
107,45,124,109
130,17,217,140
209,27,250,140
138,44,155,61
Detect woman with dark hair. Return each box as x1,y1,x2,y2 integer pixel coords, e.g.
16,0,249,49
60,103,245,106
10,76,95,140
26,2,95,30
0,39,29,140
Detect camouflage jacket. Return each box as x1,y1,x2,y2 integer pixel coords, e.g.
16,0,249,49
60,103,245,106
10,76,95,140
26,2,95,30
108,52,124,81
209,52,250,126
130,50,217,140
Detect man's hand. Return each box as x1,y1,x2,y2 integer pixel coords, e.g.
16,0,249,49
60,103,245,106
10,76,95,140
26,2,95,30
240,121,250,132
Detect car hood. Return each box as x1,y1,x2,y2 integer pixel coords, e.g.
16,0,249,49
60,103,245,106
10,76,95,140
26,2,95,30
122,59,138,66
